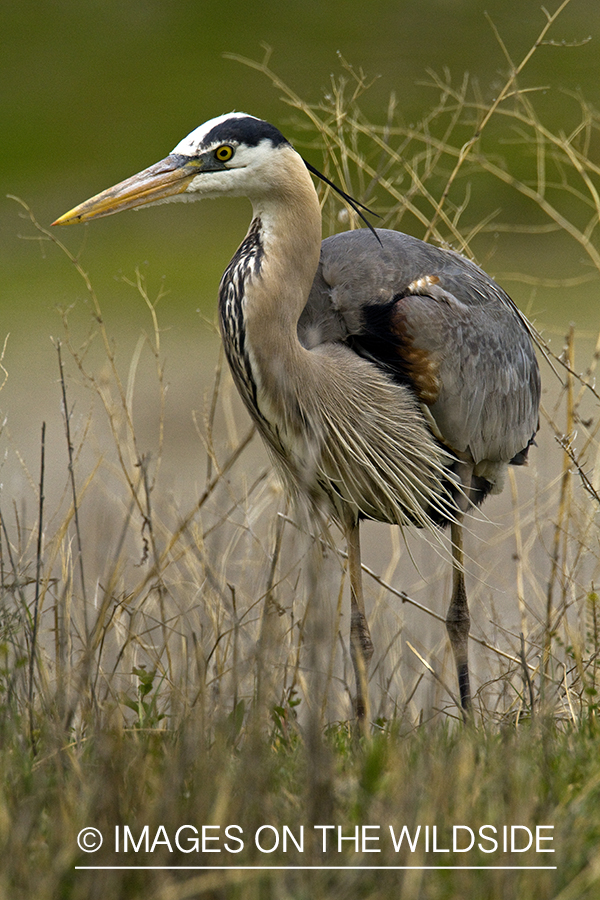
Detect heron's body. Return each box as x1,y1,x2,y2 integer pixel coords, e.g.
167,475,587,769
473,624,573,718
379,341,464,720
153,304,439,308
221,225,457,532
54,112,541,719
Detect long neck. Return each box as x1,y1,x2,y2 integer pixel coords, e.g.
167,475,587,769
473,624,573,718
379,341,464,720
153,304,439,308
218,154,322,431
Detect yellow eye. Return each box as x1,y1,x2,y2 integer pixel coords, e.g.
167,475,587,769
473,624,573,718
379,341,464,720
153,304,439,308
215,144,234,162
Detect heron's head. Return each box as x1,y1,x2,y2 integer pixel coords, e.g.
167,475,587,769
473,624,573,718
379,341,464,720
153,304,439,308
52,113,305,225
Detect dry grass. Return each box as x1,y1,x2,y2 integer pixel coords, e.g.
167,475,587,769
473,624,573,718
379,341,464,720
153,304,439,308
2,1,600,896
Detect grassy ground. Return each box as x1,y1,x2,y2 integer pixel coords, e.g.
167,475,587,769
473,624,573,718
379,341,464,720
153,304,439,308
2,710,600,899
2,4,600,897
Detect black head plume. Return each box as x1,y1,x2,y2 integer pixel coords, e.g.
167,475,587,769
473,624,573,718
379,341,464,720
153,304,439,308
303,160,381,244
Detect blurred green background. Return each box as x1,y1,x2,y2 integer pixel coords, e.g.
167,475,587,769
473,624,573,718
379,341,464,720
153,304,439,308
1,0,599,466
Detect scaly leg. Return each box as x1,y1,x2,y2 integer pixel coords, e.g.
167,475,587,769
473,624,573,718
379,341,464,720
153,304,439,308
346,521,373,722
445,514,472,715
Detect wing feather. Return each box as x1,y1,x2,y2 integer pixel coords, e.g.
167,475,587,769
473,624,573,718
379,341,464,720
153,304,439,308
298,228,540,470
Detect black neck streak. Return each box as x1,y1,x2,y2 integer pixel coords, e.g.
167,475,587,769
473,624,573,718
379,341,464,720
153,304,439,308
218,217,270,428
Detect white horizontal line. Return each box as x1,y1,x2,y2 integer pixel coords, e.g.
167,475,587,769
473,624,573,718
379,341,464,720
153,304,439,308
75,865,557,871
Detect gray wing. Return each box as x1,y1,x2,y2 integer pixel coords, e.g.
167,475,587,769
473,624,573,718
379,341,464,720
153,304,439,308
298,228,540,466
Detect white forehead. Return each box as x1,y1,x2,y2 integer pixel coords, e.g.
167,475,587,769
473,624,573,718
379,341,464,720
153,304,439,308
171,112,258,156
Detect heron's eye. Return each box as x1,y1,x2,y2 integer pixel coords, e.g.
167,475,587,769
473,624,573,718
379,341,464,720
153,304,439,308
215,144,234,162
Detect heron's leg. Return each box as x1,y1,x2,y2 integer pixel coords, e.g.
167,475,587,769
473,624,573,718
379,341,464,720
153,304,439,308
446,514,472,716
346,522,373,722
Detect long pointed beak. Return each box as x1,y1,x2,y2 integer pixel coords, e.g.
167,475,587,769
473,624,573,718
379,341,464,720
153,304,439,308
52,154,200,226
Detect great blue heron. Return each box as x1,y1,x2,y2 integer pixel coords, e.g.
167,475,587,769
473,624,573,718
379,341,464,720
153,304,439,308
53,112,540,720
